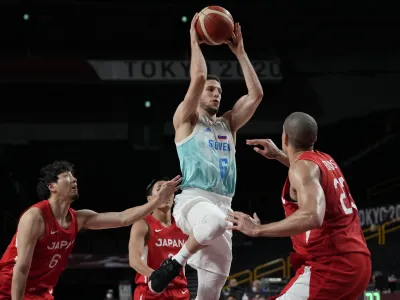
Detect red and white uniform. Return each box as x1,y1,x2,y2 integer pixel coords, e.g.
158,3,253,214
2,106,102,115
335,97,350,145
274,151,371,300
134,215,189,300
0,200,78,300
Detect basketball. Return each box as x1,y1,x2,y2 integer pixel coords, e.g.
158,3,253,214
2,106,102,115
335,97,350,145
196,6,234,46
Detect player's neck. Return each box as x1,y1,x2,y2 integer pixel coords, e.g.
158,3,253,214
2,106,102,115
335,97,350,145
198,108,217,122
48,196,71,220
153,210,172,227
288,147,314,164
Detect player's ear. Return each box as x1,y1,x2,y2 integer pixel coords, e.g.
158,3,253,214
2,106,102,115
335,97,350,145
48,183,57,193
284,132,289,147
147,196,151,203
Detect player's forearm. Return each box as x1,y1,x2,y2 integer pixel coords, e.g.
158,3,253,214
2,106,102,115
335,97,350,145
121,202,158,226
130,258,154,277
253,210,320,237
276,150,290,167
236,52,263,99
11,268,28,300
190,42,207,78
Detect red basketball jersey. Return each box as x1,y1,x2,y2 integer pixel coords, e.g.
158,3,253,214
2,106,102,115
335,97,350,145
0,200,78,295
281,151,370,259
135,215,188,288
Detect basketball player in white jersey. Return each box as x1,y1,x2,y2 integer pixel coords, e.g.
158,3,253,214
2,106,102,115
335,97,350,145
149,13,264,300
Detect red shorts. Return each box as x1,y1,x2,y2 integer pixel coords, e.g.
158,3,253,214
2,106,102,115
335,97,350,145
134,285,190,300
271,253,371,300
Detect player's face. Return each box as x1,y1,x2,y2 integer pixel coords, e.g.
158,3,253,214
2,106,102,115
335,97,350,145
49,171,79,202
149,180,173,210
199,80,222,116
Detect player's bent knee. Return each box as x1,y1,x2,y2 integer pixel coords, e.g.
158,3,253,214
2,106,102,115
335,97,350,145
193,214,227,246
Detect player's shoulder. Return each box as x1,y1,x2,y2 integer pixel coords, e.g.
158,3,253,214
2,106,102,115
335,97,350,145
18,207,46,234
289,159,320,182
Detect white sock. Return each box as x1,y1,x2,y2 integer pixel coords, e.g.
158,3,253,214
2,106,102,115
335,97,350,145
172,244,193,266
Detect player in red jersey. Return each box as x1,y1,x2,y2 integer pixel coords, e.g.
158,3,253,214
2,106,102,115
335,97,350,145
227,112,371,300
129,176,189,300
0,161,181,300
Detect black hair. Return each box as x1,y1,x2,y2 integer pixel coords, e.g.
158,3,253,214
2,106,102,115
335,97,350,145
145,176,169,196
284,112,318,150
207,74,221,83
36,160,75,200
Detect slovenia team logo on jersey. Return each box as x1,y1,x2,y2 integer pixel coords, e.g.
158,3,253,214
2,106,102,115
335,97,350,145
217,135,227,140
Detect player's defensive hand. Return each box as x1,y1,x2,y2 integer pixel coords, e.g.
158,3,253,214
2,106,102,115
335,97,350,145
246,139,281,159
190,13,203,45
156,175,182,204
226,23,244,55
250,212,261,225
226,211,259,237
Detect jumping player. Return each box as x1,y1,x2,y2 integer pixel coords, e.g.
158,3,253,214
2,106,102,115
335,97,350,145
149,13,263,300
227,112,371,300
129,177,189,300
0,161,181,300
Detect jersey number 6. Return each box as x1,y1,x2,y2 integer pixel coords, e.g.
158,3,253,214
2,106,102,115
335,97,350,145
219,158,228,179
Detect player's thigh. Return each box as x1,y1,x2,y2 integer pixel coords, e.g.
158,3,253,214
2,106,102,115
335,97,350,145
166,288,190,300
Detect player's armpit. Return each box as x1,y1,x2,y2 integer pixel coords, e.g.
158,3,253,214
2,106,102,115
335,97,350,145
222,93,263,133
128,219,154,277
12,208,44,300
289,160,326,227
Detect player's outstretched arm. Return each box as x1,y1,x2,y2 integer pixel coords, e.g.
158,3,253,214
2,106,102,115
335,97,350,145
222,23,263,133
227,161,325,237
12,208,44,300
173,13,207,129
76,176,182,230
128,219,154,277
246,139,290,167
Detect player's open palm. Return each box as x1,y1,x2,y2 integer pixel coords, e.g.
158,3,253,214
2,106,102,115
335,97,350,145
156,175,182,204
226,23,244,55
226,211,259,237
246,138,280,159
190,13,203,45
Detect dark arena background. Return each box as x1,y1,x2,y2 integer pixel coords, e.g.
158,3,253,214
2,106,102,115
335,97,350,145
0,0,399,299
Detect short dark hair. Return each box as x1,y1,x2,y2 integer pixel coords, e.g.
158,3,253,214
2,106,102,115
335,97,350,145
207,74,220,83
37,160,75,200
284,112,318,150
145,176,169,196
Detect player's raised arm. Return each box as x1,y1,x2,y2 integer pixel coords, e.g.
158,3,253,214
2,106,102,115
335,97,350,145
173,13,207,128
76,176,182,230
12,208,45,300
222,23,263,133
227,160,325,237
128,219,154,277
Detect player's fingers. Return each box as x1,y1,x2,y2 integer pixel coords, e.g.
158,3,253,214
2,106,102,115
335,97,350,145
226,225,238,231
191,13,199,26
225,217,238,224
253,147,266,155
174,185,181,192
225,40,233,48
171,175,182,182
246,139,265,145
253,212,260,221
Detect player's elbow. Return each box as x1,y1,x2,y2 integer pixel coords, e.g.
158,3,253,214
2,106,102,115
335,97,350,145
128,256,140,270
14,261,30,276
253,90,264,102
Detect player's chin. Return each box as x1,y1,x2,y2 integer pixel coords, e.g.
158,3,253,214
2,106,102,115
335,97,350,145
70,192,79,202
